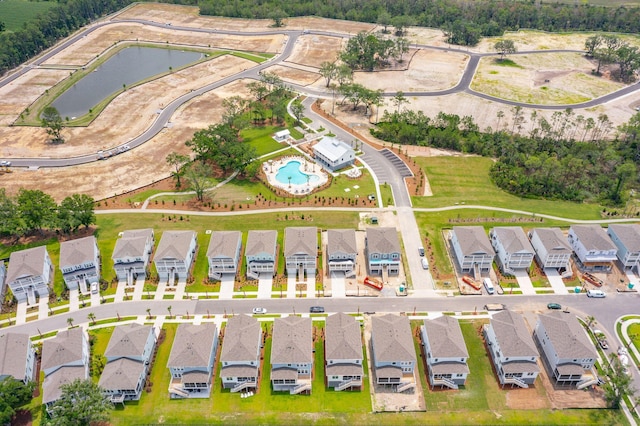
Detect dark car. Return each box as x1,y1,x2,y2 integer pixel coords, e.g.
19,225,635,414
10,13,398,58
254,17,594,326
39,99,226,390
598,339,609,350
310,306,325,313
547,302,562,310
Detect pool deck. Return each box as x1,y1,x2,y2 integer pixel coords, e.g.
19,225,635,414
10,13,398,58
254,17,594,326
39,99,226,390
264,155,328,195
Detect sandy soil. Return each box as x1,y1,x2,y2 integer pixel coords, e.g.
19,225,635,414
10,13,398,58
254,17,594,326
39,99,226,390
262,64,321,86
355,49,468,92
472,53,624,105
285,34,343,68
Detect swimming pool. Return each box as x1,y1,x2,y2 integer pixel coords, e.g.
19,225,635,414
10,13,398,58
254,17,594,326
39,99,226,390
275,161,320,185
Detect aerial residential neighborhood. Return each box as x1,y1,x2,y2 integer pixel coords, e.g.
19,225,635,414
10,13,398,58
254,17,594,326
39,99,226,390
1,1,640,425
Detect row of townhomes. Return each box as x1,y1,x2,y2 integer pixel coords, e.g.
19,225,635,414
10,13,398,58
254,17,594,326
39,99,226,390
450,224,640,278
2,311,598,413
0,227,403,305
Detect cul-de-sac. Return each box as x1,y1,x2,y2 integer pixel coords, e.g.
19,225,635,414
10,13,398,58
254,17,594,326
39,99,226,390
2,1,640,424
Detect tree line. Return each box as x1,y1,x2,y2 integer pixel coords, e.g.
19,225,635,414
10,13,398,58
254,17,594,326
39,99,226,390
192,0,640,45
0,188,95,238
585,35,640,83
0,0,132,76
371,108,640,206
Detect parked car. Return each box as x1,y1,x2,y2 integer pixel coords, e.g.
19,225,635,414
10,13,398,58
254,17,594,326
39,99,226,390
252,307,267,314
91,282,99,294
309,306,325,313
587,289,606,298
418,246,425,257
421,257,429,270
598,339,609,350
547,302,562,310
0,160,11,166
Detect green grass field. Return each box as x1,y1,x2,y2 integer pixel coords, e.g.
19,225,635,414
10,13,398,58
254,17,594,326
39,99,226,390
0,0,56,32
413,156,602,220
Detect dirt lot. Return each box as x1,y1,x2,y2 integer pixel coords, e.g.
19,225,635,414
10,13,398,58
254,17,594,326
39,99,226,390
285,34,344,68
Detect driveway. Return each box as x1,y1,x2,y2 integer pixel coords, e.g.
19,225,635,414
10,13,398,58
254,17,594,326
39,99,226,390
257,275,273,299
513,269,536,295
330,272,346,298
219,274,235,300
544,268,569,295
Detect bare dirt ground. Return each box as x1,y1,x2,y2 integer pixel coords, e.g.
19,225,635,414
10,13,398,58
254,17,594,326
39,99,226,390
472,53,624,105
354,49,468,92
262,64,321,86
285,34,343,68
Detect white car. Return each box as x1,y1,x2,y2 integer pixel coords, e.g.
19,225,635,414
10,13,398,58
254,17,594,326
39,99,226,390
91,282,99,294
421,257,429,270
252,307,267,314
0,160,10,166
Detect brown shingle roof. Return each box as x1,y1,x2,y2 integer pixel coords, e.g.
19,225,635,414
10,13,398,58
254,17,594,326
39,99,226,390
59,236,97,268
608,224,640,252
206,231,241,259
168,323,217,368
98,358,144,391
537,312,597,360
531,228,571,254
271,316,312,364
112,229,153,259
422,316,469,359
491,227,534,254
325,313,362,361
570,225,617,251
104,323,153,359
284,227,317,257
42,366,87,405
7,246,48,283
220,315,261,363
453,226,493,256
490,311,538,359
366,228,400,254
245,230,277,258
0,332,31,379
41,328,85,372
371,314,416,364
327,229,357,256
155,231,196,261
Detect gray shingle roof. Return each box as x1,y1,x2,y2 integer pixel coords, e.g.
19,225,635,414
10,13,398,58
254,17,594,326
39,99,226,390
537,312,597,360
168,323,217,368
570,225,617,251
453,226,493,256
490,311,538,359
284,227,317,257
422,316,469,359
0,332,31,379
98,358,144,391
155,231,196,261
7,246,48,283
327,229,357,257
271,316,312,364
608,224,640,252
104,323,153,359
112,229,153,260
245,230,277,257
42,366,87,405
41,328,85,372
371,314,416,364
325,313,362,361
491,227,534,254
59,236,97,268
206,231,241,259
531,228,571,254
366,227,400,254
220,315,261,363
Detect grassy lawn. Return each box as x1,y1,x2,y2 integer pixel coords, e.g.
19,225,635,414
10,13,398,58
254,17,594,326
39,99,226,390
412,156,602,220
242,126,289,156
89,327,115,382
0,0,56,32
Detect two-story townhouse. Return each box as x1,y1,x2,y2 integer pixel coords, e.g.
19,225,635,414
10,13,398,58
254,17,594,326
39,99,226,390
567,225,617,272
450,226,494,275
312,136,355,172
534,312,597,387
371,314,416,393
59,236,100,294
490,227,535,275
112,229,154,284
326,229,358,278
420,316,470,389
365,228,401,276
325,312,363,391
7,246,53,306
528,228,573,272
167,323,219,398
284,227,317,279
99,323,156,402
41,328,90,414
207,231,242,280
154,231,198,282
220,315,263,393
483,310,539,388
0,332,36,384
607,224,640,271
245,230,278,279
271,316,313,395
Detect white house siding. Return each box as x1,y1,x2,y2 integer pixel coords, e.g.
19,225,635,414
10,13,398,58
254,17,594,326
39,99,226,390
607,224,640,270
529,228,572,270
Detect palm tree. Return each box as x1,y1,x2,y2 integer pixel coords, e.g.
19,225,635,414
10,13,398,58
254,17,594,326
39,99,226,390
167,305,172,318
88,312,96,325
67,317,74,328
288,176,292,188
586,315,596,328
146,308,151,319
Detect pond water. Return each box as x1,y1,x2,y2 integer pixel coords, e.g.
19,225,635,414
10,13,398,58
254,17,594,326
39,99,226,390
51,46,202,119
276,161,321,185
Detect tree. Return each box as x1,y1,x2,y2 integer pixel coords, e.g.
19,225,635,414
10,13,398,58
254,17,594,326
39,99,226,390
47,379,111,425
88,312,96,325
269,8,287,27
184,162,210,202
391,15,414,36
615,44,640,83
291,99,305,124
41,106,64,144
392,91,408,114
394,38,410,62
586,315,596,328
185,123,256,174
221,96,248,127
247,81,269,101
377,10,392,33
58,194,95,233
610,162,636,205
167,305,173,318
319,61,338,87
67,317,74,328
0,188,24,237
166,152,190,189
494,39,516,61
585,35,602,58
0,377,35,425
17,189,57,233
602,353,635,409
0,21,5,33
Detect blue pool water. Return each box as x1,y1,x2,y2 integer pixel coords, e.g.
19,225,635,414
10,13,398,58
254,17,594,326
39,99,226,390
275,161,320,185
